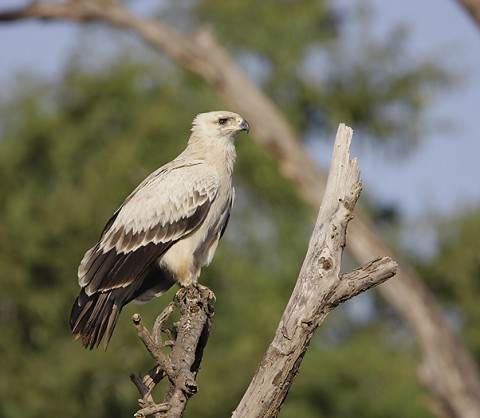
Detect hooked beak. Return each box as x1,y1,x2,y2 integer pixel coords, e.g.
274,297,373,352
238,118,250,134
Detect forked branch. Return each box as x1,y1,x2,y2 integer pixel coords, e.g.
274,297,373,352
130,286,213,418
232,124,397,417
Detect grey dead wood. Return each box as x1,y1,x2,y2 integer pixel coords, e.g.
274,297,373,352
2,2,480,416
232,124,397,418
130,286,213,418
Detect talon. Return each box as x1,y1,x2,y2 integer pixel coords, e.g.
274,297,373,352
194,283,216,302
208,291,216,304
174,288,185,305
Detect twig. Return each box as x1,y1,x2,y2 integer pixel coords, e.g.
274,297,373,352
132,313,173,374
329,257,398,308
152,302,175,346
134,402,170,418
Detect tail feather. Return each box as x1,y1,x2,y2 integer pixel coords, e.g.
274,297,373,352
70,264,176,349
70,289,123,350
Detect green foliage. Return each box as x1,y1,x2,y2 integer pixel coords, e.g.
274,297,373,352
0,1,451,417
284,326,428,418
163,0,452,152
417,209,480,361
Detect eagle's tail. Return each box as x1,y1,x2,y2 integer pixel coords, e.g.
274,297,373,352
69,288,124,350
70,265,175,349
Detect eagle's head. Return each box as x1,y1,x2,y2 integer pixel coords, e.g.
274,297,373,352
191,111,249,141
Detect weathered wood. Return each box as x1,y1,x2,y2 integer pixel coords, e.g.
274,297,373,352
232,124,397,418
131,286,213,418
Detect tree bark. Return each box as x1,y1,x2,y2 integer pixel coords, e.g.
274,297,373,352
2,2,480,416
232,124,397,418
130,286,214,418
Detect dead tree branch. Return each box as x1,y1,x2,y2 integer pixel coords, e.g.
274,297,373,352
232,124,397,417
2,2,480,416
130,286,213,418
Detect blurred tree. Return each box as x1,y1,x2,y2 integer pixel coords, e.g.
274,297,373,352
164,0,449,153
0,1,455,417
417,209,480,361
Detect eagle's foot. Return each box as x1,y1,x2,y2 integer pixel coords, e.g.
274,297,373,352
193,283,216,304
192,283,216,317
175,284,215,303
173,287,187,305
174,284,215,319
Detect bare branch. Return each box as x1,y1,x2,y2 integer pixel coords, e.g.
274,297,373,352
0,1,101,22
130,286,214,418
133,313,173,373
232,124,397,418
329,257,398,308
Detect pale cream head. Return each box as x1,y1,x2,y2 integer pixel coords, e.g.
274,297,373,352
190,111,250,142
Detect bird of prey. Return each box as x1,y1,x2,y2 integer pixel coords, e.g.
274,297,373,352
70,111,249,349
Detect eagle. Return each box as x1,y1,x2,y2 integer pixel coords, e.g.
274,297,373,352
70,111,249,349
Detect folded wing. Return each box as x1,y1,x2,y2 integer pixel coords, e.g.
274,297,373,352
70,161,218,348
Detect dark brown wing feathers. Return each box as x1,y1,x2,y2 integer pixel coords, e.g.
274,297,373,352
70,196,213,349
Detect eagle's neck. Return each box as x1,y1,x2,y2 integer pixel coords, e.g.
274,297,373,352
185,134,237,176
223,141,237,176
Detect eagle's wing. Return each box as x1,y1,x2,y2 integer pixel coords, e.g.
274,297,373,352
78,160,219,296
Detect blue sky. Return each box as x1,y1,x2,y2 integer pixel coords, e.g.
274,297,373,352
1,0,479,223
334,0,480,220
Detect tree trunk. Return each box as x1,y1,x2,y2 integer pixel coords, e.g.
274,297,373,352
232,124,397,417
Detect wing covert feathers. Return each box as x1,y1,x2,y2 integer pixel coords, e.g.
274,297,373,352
78,164,217,295
72,163,219,349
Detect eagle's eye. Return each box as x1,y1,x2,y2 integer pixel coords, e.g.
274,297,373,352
218,117,229,125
